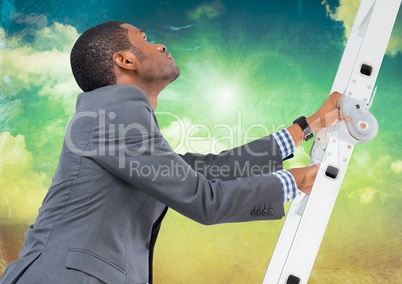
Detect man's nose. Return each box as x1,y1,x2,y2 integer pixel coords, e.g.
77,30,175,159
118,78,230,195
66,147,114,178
155,44,167,53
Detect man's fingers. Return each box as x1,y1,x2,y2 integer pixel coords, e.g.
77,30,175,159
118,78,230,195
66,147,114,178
330,91,342,106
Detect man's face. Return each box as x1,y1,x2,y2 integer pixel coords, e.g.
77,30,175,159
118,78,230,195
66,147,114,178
122,24,180,83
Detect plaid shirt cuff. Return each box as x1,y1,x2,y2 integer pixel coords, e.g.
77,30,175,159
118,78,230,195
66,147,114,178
272,170,298,202
273,128,295,160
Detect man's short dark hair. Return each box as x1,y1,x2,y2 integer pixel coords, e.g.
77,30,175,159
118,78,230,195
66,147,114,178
70,21,136,92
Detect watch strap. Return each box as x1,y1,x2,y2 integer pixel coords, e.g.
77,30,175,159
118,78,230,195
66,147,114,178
293,116,314,141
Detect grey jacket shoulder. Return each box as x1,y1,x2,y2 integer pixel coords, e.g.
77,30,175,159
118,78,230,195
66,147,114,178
76,84,152,112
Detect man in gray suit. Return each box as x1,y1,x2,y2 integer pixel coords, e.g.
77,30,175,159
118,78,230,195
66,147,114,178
1,21,341,283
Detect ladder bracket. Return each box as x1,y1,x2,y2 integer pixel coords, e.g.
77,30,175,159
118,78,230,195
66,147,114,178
339,95,378,142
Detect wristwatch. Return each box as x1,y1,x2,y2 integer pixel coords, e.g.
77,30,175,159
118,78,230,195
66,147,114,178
293,116,314,141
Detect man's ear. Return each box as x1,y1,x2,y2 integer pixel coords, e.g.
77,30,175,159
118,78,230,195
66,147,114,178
113,51,137,71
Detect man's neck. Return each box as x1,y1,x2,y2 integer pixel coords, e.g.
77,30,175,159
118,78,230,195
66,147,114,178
114,79,165,110
146,92,158,110
131,81,164,110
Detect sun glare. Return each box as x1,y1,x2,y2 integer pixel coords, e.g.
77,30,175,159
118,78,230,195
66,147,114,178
212,83,241,113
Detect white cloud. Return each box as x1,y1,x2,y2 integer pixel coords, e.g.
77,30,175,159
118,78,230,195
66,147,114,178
12,12,48,28
1,16,81,113
187,0,226,21
348,186,388,204
359,187,377,203
358,187,376,203
0,28,5,49
33,22,80,53
322,0,402,56
0,132,47,221
322,0,360,39
34,118,66,147
391,160,402,174
341,150,394,204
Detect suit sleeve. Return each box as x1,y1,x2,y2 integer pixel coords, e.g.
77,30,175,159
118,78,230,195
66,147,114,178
85,91,285,225
179,135,283,181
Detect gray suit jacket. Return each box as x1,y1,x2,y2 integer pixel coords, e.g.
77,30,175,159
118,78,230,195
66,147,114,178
1,85,285,284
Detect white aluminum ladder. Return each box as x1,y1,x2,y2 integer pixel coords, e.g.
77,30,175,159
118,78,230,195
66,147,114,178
263,1,401,283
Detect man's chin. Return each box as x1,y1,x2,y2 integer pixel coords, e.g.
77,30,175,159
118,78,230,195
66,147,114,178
170,67,181,82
